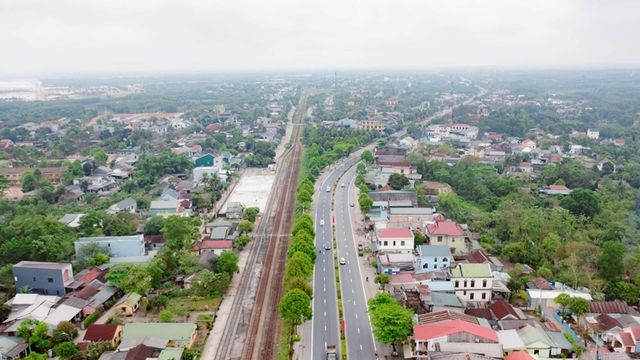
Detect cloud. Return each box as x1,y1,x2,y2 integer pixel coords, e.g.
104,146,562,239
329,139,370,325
0,0,638,75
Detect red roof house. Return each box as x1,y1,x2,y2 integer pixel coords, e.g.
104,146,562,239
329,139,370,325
488,300,521,320
191,240,234,255
505,350,536,360
413,319,498,355
83,324,123,347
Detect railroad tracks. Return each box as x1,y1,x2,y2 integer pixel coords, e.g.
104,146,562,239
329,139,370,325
216,93,307,360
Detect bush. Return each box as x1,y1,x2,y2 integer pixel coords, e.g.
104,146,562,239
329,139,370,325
83,312,100,328
159,310,173,322
371,261,378,268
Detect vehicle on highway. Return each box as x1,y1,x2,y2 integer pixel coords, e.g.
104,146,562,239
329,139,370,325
320,219,325,226
326,344,337,359
339,257,346,265
350,202,354,207
341,183,345,187
324,242,331,250
326,186,331,192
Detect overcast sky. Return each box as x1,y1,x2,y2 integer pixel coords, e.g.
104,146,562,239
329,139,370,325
1,0,639,76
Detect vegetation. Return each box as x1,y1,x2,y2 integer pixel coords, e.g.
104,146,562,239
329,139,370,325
368,293,414,353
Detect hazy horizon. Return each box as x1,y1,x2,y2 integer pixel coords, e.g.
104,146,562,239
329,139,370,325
1,0,639,77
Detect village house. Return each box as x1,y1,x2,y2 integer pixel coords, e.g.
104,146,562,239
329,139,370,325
375,228,414,253
449,263,493,303
114,292,142,316
0,167,66,186
12,261,75,296
424,219,472,257
412,245,452,272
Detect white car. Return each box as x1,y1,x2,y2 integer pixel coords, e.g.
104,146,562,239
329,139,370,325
326,186,331,192
341,183,345,188
320,219,325,226
339,258,346,265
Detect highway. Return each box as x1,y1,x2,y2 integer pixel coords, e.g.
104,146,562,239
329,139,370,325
335,165,376,359
311,157,358,360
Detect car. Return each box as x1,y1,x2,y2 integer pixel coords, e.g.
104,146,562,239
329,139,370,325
350,202,354,207
339,257,346,265
341,183,345,187
324,242,331,250
358,249,364,256
320,219,325,226
326,186,331,192
357,243,363,250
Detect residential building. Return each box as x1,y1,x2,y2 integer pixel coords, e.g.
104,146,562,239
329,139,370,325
194,153,220,168
0,167,66,186
122,323,197,348
517,324,561,357
150,200,182,217
193,166,223,185
412,320,498,358
449,263,493,303
597,158,614,172
587,128,600,140
83,324,123,347
376,228,414,253
115,292,142,316
76,235,145,258
58,213,86,228
360,120,385,132
413,245,452,272
106,197,137,215
225,201,243,219
425,220,471,256
466,250,504,272
191,240,234,256
489,300,522,320
0,335,31,359
539,185,572,196
160,188,180,202
12,261,74,296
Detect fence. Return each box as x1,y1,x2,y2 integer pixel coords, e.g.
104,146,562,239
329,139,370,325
554,310,581,342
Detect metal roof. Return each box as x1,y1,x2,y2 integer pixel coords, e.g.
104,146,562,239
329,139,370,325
122,323,196,345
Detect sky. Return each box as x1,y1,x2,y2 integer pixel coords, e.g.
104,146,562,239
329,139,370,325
1,0,639,76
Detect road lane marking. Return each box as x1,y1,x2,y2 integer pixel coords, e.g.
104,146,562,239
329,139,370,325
360,344,363,350
358,328,360,334
352,289,354,293
325,326,326,331
324,299,326,304
355,314,358,318
350,279,352,283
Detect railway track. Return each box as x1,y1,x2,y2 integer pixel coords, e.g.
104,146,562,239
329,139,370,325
215,93,307,360
242,95,306,359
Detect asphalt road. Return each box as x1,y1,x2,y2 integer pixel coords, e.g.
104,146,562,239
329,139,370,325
336,165,377,360
311,157,358,360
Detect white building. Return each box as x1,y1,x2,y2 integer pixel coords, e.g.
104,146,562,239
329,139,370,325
587,128,600,140
376,228,414,254
450,263,493,303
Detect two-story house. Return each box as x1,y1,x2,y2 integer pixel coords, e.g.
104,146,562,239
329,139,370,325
376,228,414,253
425,220,471,256
76,235,145,258
106,197,137,215
412,320,498,358
12,261,74,296
413,245,452,272
449,263,493,303
149,200,182,217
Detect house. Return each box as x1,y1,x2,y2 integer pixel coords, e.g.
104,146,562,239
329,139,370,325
225,202,243,219
386,97,398,108
76,235,145,258
160,189,180,202
122,323,197,348
413,245,452,272
597,158,615,172
539,185,572,196
191,240,234,256
144,234,167,250
0,167,66,186
497,331,527,354
526,289,592,308
84,324,123,347
425,220,471,256
612,327,640,353
587,128,600,139
12,261,75,296
589,314,624,344
504,350,535,360
466,250,504,272
204,221,233,234
194,153,220,168
375,228,414,253
0,138,14,151
412,320,498,358
449,263,493,303
613,138,625,146
150,200,182,217
115,292,142,316
58,213,86,228
0,336,31,359
106,197,137,215
489,300,522,320
521,139,537,149
516,324,561,357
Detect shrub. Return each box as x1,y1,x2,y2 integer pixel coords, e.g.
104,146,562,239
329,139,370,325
159,310,173,322
83,312,100,328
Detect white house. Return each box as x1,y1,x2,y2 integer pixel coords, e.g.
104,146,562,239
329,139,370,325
587,128,600,140
450,263,493,303
376,228,414,253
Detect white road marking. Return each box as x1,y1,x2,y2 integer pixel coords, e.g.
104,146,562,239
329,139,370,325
360,344,363,350
358,328,360,334
324,299,326,304
350,279,352,283
324,312,326,316
352,289,354,293
349,269,351,273
356,314,358,319
325,326,327,331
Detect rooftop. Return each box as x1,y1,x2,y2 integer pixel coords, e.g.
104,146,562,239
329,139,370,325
426,221,465,237
450,264,492,278
13,261,71,270
413,319,497,342
377,228,414,239
418,245,451,257
84,324,122,342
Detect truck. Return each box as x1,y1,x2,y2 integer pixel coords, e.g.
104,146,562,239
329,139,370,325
326,345,337,359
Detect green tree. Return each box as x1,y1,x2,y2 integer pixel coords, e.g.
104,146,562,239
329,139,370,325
21,173,37,193
76,243,112,268
63,160,85,185
55,341,79,359
358,192,373,213
216,251,239,277
284,277,313,299
243,207,260,223
598,241,625,282
0,174,9,197
143,216,166,235
387,173,410,190
360,150,374,164
374,273,391,291
279,289,312,326
149,294,170,313
368,293,413,353
413,231,426,247
235,235,252,249
554,293,572,313
159,310,173,322
287,240,317,264
90,148,108,166
560,188,601,218
17,319,51,351
612,282,639,304
192,270,231,297
238,220,254,235
161,216,200,252
284,252,313,281
23,353,47,360
88,253,110,268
